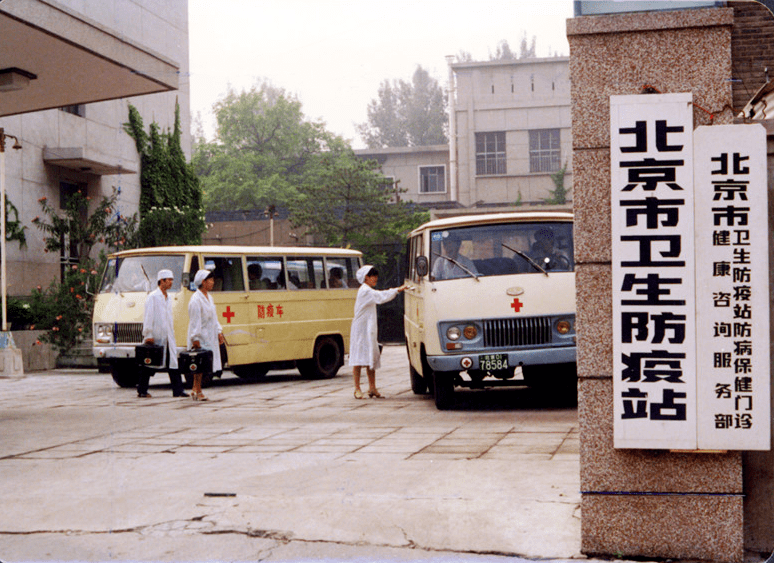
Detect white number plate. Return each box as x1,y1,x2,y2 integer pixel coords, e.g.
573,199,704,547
480,354,508,371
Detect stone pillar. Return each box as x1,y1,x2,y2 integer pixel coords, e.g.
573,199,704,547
568,8,745,562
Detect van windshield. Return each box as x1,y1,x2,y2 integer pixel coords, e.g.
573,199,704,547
99,256,185,293
430,221,573,281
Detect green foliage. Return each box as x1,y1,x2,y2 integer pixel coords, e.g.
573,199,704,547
194,80,335,212
125,102,205,245
544,163,569,205
32,189,137,260
1,197,27,256
292,141,428,250
30,189,136,351
356,66,448,148
29,260,103,352
514,192,523,206
490,34,537,60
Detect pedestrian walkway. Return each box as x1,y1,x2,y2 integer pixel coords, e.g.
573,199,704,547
0,345,596,562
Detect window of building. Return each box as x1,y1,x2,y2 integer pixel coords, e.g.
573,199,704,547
475,132,506,175
60,104,85,117
419,166,446,193
529,129,561,173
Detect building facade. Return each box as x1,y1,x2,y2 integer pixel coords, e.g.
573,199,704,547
355,56,572,211
0,0,189,295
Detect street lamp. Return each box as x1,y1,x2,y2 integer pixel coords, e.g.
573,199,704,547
0,128,22,332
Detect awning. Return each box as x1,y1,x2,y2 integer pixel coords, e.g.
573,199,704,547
42,147,136,176
0,0,179,117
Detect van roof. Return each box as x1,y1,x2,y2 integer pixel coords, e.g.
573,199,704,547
107,245,363,258
409,211,573,236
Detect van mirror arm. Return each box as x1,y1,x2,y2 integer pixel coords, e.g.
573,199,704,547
502,243,549,276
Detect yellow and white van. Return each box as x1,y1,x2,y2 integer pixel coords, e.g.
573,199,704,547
404,212,576,409
93,245,362,387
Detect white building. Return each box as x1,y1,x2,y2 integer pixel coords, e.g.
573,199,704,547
0,0,188,294
356,56,572,211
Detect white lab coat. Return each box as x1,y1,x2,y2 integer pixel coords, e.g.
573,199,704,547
187,289,223,373
142,287,179,369
348,283,399,369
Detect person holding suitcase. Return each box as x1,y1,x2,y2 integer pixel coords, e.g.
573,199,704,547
138,269,187,398
187,269,225,401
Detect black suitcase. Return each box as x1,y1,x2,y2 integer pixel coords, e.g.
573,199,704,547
179,349,213,374
135,343,166,370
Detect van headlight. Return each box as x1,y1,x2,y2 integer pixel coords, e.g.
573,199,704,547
556,320,572,335
446,326,461,341
95,323,113,344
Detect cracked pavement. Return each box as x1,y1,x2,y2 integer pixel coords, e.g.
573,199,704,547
0,345,582,562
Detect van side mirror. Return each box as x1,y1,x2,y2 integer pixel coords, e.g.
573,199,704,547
416,256,429,277
182,272,194,291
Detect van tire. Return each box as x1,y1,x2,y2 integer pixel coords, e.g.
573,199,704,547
233,363,269,382
298,336,342,379
110,360,138,388
409,362,428,394
524,362,577,403
434,371,455,410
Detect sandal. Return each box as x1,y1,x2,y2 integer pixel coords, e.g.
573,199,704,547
368,389,383,398
192,392,209,402
354,389,364,399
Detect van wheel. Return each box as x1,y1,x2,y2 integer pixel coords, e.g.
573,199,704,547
524,363,577,403
409,362,428,395
298,336,342,379
233,363,269,382
110,360,138,388
434,371,455,410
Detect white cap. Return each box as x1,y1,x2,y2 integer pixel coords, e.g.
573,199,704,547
157,269,174,281
356,265,373,285
194,269,212,287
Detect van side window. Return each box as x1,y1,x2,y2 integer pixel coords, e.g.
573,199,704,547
204,256,245,292
412,234,423,283
326,257,357,288
285,257,322,289
246,257,281,290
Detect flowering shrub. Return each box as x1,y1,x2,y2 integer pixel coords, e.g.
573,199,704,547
30,189,137,352
137,205,206,247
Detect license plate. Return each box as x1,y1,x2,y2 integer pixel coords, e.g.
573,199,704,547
480,354,508,371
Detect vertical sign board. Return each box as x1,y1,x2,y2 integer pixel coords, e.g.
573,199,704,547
611,93,697,449
694,124,769,450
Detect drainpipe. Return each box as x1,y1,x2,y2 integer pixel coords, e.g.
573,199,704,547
446,55,458,203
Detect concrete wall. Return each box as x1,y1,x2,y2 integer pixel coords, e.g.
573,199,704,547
568,7,744,562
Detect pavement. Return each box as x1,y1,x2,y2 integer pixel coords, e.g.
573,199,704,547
0,344,598,563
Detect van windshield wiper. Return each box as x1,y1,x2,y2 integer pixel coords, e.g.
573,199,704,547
432,252,480,281
501,243,549,277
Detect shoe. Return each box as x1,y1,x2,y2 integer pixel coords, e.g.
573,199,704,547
138,392,152,398
368,389,383,398
354,389,364,399
192,392,208,401
173,392,189,398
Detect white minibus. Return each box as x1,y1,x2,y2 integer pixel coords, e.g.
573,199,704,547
93,245,362,387
404,212,576,409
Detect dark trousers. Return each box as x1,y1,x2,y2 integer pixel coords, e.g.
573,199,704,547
137,364,184,396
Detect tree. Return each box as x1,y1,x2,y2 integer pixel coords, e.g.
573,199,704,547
125,102,205,246
30,188,137,352
489,34,537,61
356,66,448,148
193,80,336,212
291,140,428,250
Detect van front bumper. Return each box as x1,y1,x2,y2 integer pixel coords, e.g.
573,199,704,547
93,346,136,359
426,346,576,373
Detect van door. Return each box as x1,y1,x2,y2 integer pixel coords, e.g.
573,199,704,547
404,233,425,374
203,255,249,365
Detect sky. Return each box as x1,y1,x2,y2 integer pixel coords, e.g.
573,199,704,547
188,0,575,148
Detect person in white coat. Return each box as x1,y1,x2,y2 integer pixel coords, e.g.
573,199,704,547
138,269,187,398
349,265,406,399
187,269,225,401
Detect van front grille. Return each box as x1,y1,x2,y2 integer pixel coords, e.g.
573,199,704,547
113,323,144,344
483,317,552,348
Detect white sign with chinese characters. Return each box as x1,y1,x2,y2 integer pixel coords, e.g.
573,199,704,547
694,124,769,450
611,95,770,451
611,93,697,449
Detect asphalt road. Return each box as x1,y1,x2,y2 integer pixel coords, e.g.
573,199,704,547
0,345,583,563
